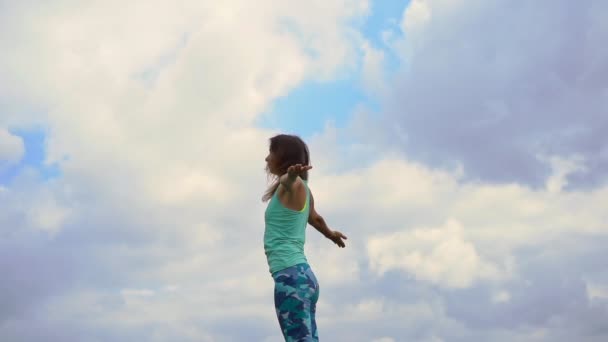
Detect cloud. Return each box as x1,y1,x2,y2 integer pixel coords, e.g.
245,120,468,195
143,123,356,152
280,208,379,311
381,0,608,189
587,281,608,302
0,128,24,167
2,1,608,341
360,40,387,95
302,123,608,340
368,219,503,288
402,0,431,31
0,0,371,340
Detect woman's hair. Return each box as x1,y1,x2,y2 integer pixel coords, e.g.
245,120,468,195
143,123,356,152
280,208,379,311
263,134,310,202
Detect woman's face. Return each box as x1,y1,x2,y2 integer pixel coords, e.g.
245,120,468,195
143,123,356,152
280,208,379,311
265,150,279,175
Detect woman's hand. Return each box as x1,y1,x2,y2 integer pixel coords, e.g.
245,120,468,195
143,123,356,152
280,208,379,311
328,230,348,248
287,164,312,179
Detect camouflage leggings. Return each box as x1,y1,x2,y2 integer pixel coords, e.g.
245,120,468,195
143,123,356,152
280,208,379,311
272,263,320,341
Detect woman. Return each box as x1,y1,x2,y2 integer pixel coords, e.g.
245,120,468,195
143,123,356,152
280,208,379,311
263,134,347,341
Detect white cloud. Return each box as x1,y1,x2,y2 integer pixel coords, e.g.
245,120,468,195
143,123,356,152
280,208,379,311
492,290,511,304
542,154,587,193
26,198,71,235
360,40,387,95
121,288,156,298
0,171,72,235
586,281,608,302
0,1,370,340
372,338,395,342
305,119,608,340
368,219,502,288
402,0,431,31
2,1,608,341
306,241,360,288
0,128,24,166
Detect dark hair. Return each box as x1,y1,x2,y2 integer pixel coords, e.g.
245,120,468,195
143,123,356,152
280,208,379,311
263,134,310,202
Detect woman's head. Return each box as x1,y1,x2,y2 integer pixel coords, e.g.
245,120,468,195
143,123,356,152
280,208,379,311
265,134,310,178
263,134,310,201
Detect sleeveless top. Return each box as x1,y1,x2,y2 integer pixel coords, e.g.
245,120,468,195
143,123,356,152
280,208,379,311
263,179,310,274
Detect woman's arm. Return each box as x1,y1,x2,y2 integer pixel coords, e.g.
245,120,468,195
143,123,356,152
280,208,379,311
280,164,312,192
308,192,347,248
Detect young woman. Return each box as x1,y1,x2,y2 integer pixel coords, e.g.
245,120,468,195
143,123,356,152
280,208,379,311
263,134,347,341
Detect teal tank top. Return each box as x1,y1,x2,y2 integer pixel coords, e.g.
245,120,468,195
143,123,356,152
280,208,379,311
264,179,310,274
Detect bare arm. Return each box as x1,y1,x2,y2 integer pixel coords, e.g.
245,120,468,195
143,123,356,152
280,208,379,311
280,164,312,192
279,173,298,192
308,191,347,248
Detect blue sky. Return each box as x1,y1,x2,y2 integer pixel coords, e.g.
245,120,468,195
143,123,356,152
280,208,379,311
256,77,372,135
256,0,407,138
1,128,60,185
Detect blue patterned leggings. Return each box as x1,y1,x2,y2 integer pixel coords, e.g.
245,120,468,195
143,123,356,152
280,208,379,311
272,263,320,341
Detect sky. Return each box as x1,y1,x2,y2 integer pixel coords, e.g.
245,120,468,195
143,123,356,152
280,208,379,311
1,0,607,341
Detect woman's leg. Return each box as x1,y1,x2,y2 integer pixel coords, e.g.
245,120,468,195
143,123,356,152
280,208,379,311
306,266,320,342
273,264,320,341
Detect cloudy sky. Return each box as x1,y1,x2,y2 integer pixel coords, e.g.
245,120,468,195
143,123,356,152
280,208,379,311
1,0,607,341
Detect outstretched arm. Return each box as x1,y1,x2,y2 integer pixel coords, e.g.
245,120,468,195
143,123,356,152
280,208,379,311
308,192,347,248
280,164,312,192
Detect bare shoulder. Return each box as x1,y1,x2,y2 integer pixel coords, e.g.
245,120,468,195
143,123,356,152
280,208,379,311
278,176,305,195
292,177,306,195
278,177,307,210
